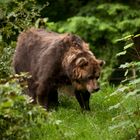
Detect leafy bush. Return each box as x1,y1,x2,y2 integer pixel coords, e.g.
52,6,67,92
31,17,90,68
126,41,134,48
0,74,48,140
0,45,14,78
0,0,47,78
108,34,140,139
47,3,140,57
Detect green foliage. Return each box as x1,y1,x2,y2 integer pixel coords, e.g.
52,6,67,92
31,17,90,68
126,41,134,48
0,3,52,138
35,0,140,22
46,2,140,70
0,75,48,140
0,45,14,78
107,35,140,139
0,0,46,78
37,0,87,21
0,0,43,42
108,82,140,139
47,16,119,77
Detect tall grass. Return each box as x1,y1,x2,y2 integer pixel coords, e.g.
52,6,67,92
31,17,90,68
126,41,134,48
27,85,138,140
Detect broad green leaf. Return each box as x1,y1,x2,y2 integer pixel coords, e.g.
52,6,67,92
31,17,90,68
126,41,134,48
134,34,140,38
116,51,126,56
124,43,134,50
116,35,133,42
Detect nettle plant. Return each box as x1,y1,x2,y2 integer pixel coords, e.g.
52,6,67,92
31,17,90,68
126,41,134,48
0,73,48,140
108,34,140,139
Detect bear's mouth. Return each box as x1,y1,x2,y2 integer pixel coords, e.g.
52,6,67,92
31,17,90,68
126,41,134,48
86,85,100,93
86,79,100,93
72,79,100,93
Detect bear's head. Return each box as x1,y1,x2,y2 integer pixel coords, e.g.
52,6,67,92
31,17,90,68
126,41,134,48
71,53,104,93
62,34,104,93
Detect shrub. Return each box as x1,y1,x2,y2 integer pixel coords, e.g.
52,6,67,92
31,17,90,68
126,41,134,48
108,34,140,139
0,0,47,78
0,74,48,140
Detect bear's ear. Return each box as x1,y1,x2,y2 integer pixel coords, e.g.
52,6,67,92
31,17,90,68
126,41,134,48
63,34,81,47
62,33,73,44
76,57,88,67
98,60,105,67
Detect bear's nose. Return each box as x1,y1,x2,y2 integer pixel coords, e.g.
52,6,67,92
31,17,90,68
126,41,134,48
95,87,100,92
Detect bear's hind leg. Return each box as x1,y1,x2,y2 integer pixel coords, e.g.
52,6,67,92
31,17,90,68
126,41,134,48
48,88,59,108
37,88,59,110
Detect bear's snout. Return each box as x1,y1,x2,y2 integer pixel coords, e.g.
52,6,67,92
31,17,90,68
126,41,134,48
86,79,100,93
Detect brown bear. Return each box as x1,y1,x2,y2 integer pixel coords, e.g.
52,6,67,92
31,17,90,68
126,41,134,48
13,28,104,110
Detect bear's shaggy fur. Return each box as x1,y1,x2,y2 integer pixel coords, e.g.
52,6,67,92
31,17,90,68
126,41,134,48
13,28,104,110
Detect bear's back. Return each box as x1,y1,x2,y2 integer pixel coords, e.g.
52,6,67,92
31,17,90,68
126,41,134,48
13,28,67,74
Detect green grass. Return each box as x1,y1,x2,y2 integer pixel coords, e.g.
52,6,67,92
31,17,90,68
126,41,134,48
28,86,139,140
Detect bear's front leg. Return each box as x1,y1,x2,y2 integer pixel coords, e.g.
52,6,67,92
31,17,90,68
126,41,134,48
75,90,91,111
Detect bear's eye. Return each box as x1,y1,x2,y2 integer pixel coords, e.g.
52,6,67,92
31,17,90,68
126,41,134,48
75,79,81,83
87,75,94,80
96,76,99,80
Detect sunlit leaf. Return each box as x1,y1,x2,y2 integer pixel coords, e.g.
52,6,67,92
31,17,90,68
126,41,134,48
124,43,134,50
116,51,126,56
116,35,133,42
124,69,128,76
